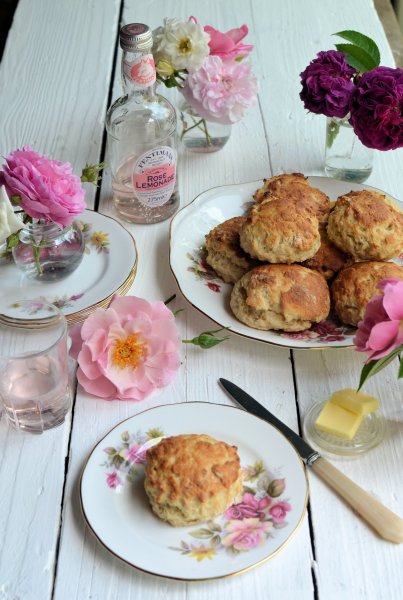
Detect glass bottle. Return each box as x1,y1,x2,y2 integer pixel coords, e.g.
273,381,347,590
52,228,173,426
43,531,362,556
106,23,179,224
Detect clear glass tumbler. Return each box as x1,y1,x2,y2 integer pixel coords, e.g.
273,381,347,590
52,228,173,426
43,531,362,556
0,301,71,433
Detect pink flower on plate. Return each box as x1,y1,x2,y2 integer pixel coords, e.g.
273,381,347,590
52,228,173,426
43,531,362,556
206,282,220,292
181,55,258,124
120,442,147,464
222,518,273,551
225,492,271,520
269,501,292,523
106,471,123,489
354,278,403,361
204,24,254,60
0,146,85,228
69,295,182,401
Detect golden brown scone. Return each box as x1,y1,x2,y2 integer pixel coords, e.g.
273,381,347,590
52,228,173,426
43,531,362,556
230,264,330,331
144,434,243,527
327,190,403,260
301,226,351,281
331,261,403,326
205,216,259,283
240,199,321,263
253,173,332,224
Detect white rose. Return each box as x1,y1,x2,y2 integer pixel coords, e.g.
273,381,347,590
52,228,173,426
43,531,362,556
0,186,22,244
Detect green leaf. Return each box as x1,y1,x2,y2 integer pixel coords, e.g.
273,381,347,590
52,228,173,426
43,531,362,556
358,347,402,390
334,43,377,73
333,30,381,69
397,354,403,379
326,119,341,149
189,528,214,540
6,232,20,249
206,521,222,533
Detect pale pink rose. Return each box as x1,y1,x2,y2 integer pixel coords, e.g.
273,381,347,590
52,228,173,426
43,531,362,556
354,278,403,361
225,492,271,520
222,518,273,550
69,295,182,401
269,501,292,523
181,55,258,124
106,472,122,489
204,24,253,60
120,443,147,464
0,146,85,227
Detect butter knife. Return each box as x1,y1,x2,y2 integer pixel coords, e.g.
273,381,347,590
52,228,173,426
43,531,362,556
219,378,403,544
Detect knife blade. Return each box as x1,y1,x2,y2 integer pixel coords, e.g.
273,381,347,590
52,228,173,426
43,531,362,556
219,378,403,544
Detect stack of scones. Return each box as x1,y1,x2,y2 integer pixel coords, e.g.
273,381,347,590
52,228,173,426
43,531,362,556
204,173,403,331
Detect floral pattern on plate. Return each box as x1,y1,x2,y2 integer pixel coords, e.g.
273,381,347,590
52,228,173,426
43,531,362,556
280,317,356,343
78,221,110,254
187,246,222,292
9,294,85,314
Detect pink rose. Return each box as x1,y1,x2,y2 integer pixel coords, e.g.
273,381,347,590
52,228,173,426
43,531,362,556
69,295,182,401
354,278,403,361
106,472,122,489
222,518,273,550
225,492,271,520
204,24,253,60
181,55,258,124
269,501,292,523
121,442,147,464
0,146,85,227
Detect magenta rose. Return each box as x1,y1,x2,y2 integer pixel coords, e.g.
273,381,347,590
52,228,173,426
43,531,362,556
204,24,253,60
354,278,403,361
225,492,271,520
349,66,403,150
0,145,86,227
269,501,292,523
300,50,357,118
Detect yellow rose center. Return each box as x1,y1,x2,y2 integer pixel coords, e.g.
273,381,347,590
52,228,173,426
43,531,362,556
111,333,148,369
178,38,192,53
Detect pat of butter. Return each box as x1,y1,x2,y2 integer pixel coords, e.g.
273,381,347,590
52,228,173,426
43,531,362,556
315,401,363,439
330,388,379,416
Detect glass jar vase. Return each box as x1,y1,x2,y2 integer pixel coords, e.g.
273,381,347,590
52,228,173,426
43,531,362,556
12,221,85,281
178,99,231,153
324,115,374,183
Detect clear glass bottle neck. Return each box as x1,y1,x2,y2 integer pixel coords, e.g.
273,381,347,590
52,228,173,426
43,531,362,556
121,47,157,95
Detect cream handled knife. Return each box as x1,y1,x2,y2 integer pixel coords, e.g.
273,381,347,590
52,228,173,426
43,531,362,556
219,378,403,544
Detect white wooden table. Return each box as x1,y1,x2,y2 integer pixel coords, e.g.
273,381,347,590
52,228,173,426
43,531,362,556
1,1,402,598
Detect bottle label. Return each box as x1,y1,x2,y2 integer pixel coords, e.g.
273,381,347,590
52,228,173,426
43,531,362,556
123,54,156,88
133,146,176,207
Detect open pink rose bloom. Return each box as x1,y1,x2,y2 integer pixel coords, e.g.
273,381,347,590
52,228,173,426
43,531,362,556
69,295,182,401
354,278,403,362
204,24,254,60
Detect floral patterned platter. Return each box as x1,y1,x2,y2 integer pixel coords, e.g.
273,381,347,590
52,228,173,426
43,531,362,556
0,210,138,325
80,402,308,581
170,177,403,349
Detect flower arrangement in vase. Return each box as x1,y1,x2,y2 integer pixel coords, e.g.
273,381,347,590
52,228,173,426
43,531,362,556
299,31,403,182
152,17,258,152
0,146,104,280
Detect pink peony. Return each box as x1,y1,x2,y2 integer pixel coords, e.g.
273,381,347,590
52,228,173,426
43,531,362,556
0,146,86,228
181,55,258,124
269,501,292,523
204,24,253,60
222,518,273,551
69,295,182,401
354,278,403,361
225,492,271,520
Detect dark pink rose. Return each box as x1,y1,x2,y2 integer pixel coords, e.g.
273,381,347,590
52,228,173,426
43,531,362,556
0,145,86,227
349,66,403,150
225,492,271,520
300,50,357,118
204,24,253,60
269,501,292,523
106,472,122,489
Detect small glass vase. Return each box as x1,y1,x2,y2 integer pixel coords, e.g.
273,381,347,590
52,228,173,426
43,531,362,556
12,220,85,282
324,115,374,183
178,99,231,153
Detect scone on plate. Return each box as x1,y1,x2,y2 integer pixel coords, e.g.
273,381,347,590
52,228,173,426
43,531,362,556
240,198,321,263
205,216,259,283
230,264,330,331
331,261,403,325
327,190,403,260
144,434,243,527
301,226,351,281
253,173,332,224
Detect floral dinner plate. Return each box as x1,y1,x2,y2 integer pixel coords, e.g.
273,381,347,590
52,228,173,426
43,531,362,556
0,210,137,325
169,177,403,349
80,402,308,580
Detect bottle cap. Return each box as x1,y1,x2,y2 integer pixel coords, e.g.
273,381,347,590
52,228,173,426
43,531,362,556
120,23,153,52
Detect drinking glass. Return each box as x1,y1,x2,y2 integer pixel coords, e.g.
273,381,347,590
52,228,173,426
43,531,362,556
0,301,71,433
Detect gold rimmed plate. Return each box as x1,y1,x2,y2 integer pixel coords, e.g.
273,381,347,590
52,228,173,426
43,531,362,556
0,210,138,325
80,402,308,581
169,177,403,350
